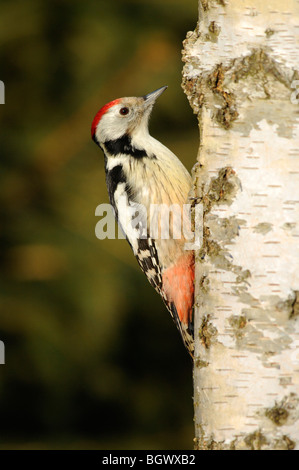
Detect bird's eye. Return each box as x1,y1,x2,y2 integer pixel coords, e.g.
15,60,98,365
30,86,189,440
119,107,129,116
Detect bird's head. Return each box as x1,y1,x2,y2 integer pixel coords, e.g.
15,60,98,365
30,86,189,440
91,86,167,145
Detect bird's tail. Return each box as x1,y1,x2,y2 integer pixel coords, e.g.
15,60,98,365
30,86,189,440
168,301,194,357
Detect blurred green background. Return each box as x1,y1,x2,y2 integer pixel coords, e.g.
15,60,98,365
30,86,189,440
0,0,198,449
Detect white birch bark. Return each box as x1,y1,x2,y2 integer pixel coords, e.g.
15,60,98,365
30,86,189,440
182,0,299,450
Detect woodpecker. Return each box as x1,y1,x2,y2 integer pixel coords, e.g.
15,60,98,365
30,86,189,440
91,86,194,356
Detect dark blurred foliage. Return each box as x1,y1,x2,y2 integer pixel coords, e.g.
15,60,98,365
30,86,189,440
0,0,198,449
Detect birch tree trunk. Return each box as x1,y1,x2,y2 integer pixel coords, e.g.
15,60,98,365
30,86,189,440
182,0,299,450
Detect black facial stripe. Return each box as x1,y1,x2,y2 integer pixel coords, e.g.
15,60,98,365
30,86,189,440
104,134,148,159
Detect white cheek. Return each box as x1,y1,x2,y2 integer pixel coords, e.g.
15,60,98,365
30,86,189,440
97,111,130,142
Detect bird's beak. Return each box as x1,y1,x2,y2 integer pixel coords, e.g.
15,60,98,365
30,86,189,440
143,86,168,106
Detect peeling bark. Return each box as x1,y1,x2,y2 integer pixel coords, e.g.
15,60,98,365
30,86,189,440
182,0,299,450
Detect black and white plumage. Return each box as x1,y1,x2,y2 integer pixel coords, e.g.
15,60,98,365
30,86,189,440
91,86,194,356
